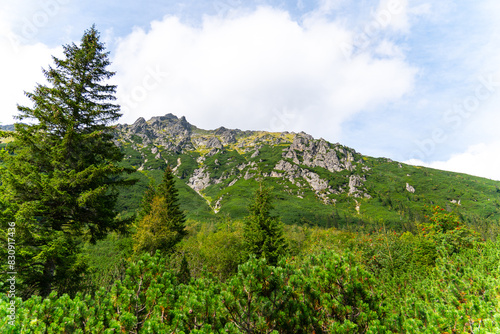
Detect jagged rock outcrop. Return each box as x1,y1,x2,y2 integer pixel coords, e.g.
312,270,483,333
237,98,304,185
188,167,211,192
206,137,223,149
272,159,338,204
117,113,194,151
348,175,364,197
406,183,416,193
214,127,238,145
130,117,147,134
347,175,371,198
117,114,252,154
115,114,371,209
282,133,356,173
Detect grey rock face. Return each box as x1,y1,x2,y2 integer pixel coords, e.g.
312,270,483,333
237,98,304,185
117,113,194,151
301,170,329,192
130,117,146,133
282,133,356,173
272,159,338,204
188,167,211,192
206,137,223,149
214,127,238,145
406,183,415,193
348,175,370,198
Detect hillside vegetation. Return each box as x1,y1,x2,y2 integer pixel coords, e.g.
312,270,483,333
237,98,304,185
2,206,500,332
2,26,500,333
114,114,500,236
3,114,500,333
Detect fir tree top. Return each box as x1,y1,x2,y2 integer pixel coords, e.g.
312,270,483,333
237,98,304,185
17,25,120,134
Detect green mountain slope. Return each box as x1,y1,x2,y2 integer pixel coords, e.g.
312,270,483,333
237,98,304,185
113,114,500,231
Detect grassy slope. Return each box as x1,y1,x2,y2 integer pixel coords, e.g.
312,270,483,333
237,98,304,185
363,158,500,220
116,131,500,231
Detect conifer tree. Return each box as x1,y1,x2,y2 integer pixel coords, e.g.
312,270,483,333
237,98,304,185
157,166,187,233
134,166,187,254
177,255,191,284
137,180,157,221
243,185,288,265
0,26,133,298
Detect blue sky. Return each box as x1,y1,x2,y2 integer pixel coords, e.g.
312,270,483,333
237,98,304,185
1,0,500,180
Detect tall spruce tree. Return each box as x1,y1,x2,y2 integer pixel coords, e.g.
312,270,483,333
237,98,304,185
243,185,288,266
0,26,133,298
134,166,187,254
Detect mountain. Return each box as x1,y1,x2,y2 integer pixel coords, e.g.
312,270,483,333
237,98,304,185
115,114,500,231
0,124,15,132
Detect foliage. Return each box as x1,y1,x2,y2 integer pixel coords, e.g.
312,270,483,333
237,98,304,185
3,220,500,333
137,179,157,221
1,248,388,333
0,26,133,298
177,254,191,285
243,185,289,265
82,232,132,293
114,169,213,222
385,241,500,333
133,167,187,255
157,166,187,231
420,205,482,254
176,219,246,281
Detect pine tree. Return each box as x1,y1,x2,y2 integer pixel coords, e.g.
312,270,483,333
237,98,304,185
137,180,157,221
243,185,288,266
0,26,133,298
134,166,187,254
157,166,187,233
177,255,191,284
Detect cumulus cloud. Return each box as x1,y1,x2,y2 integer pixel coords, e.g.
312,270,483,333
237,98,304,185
406,141,500,181
112,6,417,140
0,14,61,124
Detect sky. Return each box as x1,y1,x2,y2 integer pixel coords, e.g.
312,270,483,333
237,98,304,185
1,0,500,180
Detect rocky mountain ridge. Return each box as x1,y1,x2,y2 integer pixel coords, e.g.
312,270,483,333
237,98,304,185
115,114,373,210
0,124,15,132
4,113,500,226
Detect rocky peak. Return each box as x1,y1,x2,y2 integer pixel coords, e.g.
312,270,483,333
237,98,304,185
288,132,314,151
115,114,194,152
148,113,179,123
148,114,192,135
214,126,238,145
130,117,147,133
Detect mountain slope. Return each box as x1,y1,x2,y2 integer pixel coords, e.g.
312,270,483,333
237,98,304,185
114,114,500,231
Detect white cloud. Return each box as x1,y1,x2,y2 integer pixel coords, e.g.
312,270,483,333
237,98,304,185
0,12,61,124
374,0,410,33
112,6,417,140
406,141,500,181
374,39,405,58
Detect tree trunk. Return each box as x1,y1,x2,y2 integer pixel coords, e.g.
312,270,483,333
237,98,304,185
41,258,55,297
